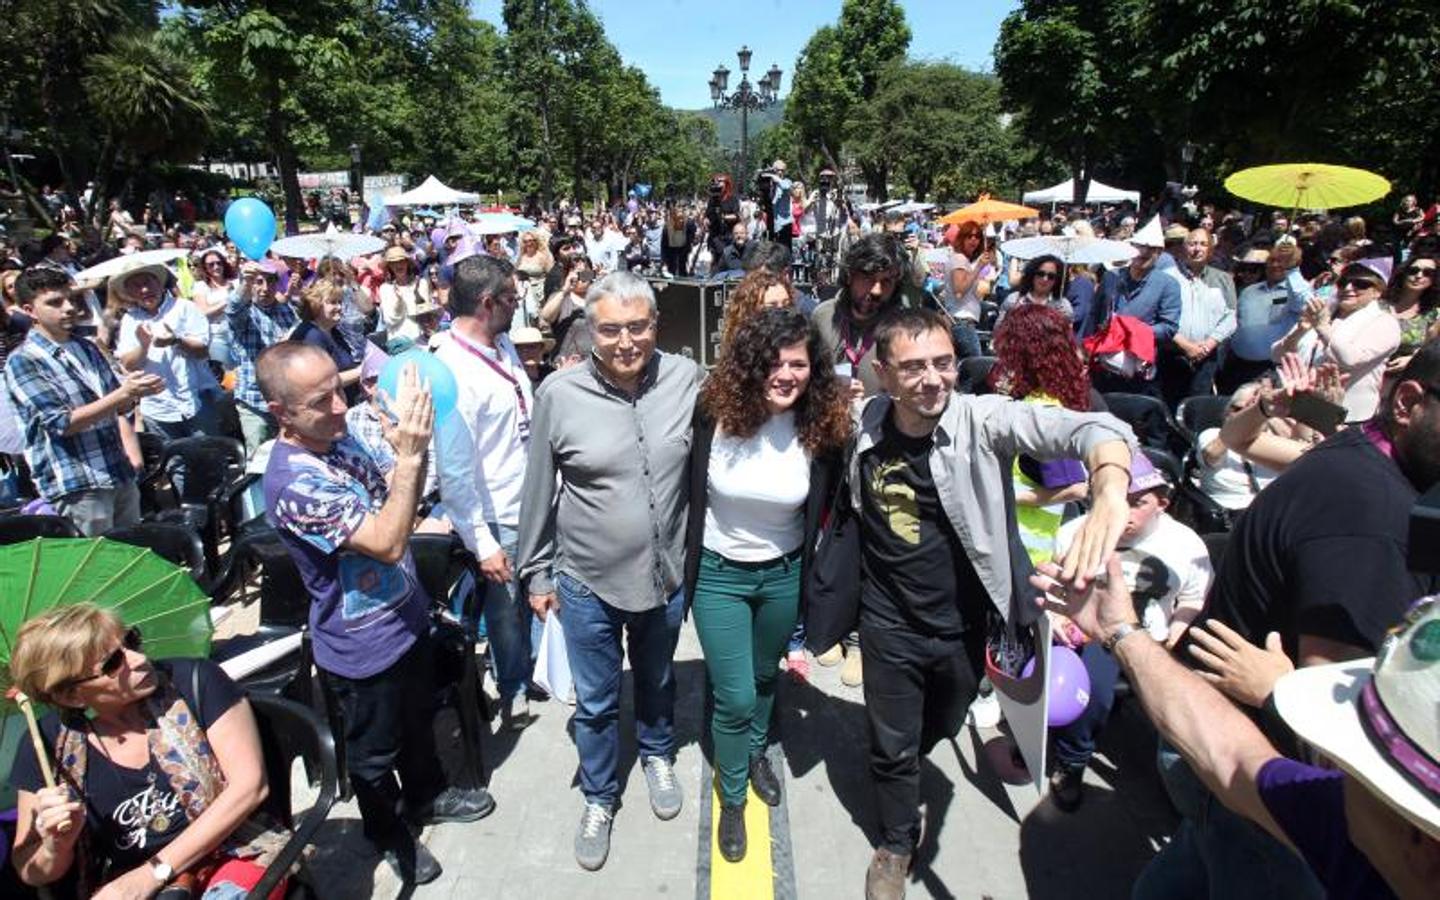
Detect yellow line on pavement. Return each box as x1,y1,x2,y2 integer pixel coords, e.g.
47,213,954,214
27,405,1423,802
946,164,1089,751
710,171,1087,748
709,783,774,900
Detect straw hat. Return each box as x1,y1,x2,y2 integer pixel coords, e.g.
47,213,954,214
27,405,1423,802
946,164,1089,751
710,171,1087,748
510,326,555,352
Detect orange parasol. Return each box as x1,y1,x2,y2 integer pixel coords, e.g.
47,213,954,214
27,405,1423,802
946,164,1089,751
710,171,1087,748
938,194,1039,226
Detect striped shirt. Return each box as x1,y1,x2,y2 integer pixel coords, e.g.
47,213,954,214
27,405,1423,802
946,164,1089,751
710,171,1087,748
226,286,297,409
5,331,133,500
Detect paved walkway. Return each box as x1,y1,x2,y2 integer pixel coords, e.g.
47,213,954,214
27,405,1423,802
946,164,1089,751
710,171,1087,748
299,619,1178,899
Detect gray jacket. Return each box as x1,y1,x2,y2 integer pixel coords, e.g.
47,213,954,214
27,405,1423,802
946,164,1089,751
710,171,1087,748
847,392,1138,622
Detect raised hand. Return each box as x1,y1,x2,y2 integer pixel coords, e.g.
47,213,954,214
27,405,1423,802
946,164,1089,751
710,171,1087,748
377,362,434,460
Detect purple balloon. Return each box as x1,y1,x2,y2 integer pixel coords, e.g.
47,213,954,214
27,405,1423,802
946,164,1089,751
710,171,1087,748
1021,645,1092,728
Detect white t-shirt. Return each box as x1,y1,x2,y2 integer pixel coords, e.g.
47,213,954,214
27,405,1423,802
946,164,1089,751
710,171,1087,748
943,251,981,322
702,411,810,561
1055,511,1212,640
1195,427,1278,511
117,296,218,423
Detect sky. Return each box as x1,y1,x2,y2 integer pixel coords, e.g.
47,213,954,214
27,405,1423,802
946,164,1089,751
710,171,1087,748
470,1,1019,109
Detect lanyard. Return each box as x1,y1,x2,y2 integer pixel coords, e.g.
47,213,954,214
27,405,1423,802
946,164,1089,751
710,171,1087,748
453,336,531,442
838,318,874,368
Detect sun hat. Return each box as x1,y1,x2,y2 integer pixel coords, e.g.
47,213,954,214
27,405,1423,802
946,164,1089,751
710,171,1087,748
1163,223,1190,243
510,326,555,352
1273,595,1440,839
1236,246,1271,265
1344,257,1392,288
383,246,411,265
1130,215,1166,249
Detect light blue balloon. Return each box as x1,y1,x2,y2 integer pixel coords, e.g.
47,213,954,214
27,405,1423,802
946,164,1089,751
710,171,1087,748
377,349,458,424
224,198,277,260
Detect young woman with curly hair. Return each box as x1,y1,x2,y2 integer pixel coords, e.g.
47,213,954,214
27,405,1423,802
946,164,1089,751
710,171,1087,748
717,268,795,352
683,307,850,863
988,303,1095,563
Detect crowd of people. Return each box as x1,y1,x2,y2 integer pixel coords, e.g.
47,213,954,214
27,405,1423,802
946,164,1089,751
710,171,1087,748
2,170,1438,900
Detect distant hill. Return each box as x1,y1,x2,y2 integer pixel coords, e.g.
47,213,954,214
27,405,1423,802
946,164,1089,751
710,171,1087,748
682,100,787,150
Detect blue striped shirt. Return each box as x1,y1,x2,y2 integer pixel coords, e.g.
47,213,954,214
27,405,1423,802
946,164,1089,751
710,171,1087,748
5,331,133,500
226,286,298,409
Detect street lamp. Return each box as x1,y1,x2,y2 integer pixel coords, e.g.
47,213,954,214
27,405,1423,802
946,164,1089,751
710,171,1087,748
706,46,782,190
1180,141,1196,185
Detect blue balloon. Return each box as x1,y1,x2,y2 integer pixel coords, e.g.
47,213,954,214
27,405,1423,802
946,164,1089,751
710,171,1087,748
224,198,277,260
377,349,458,424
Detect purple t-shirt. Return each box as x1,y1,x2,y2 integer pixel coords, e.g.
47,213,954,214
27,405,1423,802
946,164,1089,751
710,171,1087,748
1255,757,1394,899
264,436,429,679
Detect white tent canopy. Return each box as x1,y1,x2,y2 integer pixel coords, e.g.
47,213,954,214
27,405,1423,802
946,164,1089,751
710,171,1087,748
1023,178,1140,207
386,175,479,207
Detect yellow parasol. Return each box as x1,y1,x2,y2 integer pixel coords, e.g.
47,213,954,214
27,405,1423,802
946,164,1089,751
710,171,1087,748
938,194,1039,226
1223,163,1390,214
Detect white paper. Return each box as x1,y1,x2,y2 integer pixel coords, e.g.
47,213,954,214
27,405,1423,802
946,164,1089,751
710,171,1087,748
532,612,573,701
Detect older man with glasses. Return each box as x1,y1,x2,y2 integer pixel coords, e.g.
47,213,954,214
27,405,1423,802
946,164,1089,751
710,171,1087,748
517,271,701,872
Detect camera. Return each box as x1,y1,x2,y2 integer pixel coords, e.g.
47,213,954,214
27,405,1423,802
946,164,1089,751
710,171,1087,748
818,168,836,191
708,180,724,198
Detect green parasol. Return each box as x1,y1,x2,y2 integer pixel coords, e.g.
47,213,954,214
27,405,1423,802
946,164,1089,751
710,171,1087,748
0,538,214,806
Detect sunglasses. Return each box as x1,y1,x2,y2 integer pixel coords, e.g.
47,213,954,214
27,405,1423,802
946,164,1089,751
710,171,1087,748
66,626,143,687
1034,270,1059,281
1405,265,1436,278
1338,277,1380,292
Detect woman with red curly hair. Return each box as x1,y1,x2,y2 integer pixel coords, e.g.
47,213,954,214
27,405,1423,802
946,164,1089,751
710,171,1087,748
683,308,850,863
718,268,795,351
988,303,1096,563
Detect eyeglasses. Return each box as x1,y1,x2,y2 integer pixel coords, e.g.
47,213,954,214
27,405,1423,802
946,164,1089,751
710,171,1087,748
65,626,142,687
1337,277,1380,292
594,319,655,340
890,356,956,379
1405,265,1436,279
1034,270,1059,281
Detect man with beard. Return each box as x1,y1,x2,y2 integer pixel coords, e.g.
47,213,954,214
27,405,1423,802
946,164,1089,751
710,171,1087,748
812,234,917,401
1143,340,1440,900
434,255,538,731
851,307,1137,899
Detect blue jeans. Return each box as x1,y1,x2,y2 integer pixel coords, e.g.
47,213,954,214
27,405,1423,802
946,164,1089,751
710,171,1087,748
478,522,533,702
1132,741,1324,900
1052,640,1122,770
557,573,684,806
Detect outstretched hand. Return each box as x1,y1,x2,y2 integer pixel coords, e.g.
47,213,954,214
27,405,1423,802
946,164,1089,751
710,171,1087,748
1187,622,1293,709
1030,553,1138,646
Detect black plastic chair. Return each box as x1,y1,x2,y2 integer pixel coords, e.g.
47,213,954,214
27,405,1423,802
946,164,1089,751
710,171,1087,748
409,532,490,788
209,527,312,699
136,431,173,516
0,514,82,545
1201,531,1232,570
153,436,248,573
245,693,339,900
957,356,997,395
1103,391,1188,457
104,521,209,589
1176,394,1231,444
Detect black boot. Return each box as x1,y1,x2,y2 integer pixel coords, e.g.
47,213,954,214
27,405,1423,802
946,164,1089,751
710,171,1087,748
749,755,782,807
718,802,747,863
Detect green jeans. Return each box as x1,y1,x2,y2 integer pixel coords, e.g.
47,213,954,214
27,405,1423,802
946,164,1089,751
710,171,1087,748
693,547,801,805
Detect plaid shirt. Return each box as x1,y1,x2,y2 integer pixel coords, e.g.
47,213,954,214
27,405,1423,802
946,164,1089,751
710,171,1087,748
5,331,133,500
227,285,298,409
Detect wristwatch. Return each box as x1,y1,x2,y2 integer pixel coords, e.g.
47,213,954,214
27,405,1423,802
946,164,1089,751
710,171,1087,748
1101,621,1146,653
148,857,173,884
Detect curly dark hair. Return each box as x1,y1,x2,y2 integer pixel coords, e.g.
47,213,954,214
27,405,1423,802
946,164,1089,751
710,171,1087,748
719,268,793,351
988,303,1090,411
701,307,851,455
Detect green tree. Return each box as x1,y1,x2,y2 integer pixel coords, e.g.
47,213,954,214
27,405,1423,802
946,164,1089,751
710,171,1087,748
994,0,1146,205
179,1,357,233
